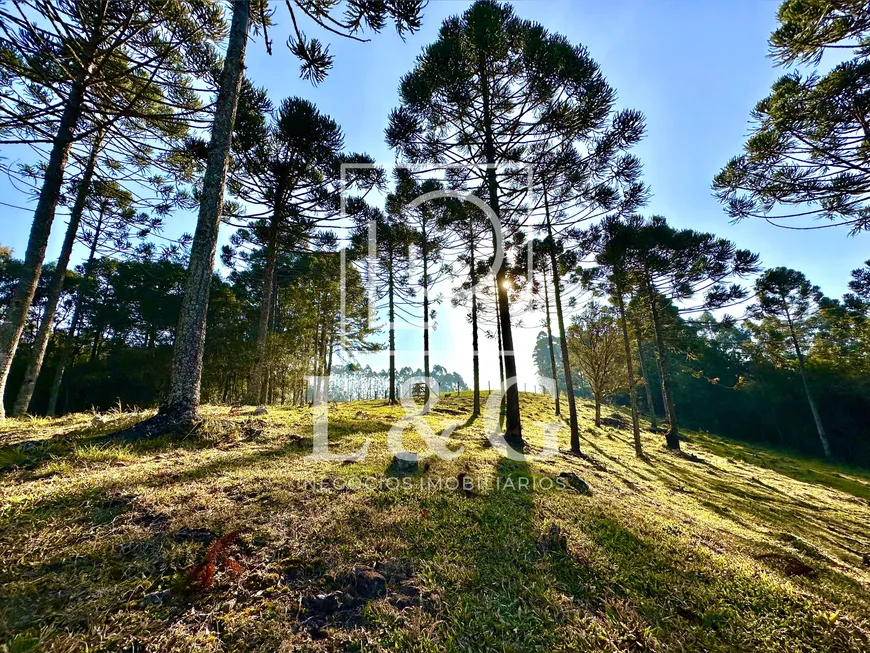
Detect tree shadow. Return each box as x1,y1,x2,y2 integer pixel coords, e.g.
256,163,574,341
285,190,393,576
0,416,396,533
643,451,870,577
691,432,870,501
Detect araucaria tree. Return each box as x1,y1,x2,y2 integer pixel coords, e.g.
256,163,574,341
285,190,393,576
567,302,625,428
590,217,644,458
13,165,172,417
388,171,449,409
714,0,870,234
228,95,379,406
10,134,105,416
140,0,424,432
441,194,494,417
351,204,417,405
527,239,563,416
532,132,647,453
0,0,223,419
612,215,759,450
9,51,208,417
749,267,833,458
386,0,633,444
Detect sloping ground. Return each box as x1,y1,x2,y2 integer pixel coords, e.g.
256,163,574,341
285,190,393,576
1,393,869,652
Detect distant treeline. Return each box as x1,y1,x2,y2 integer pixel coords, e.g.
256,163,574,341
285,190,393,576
0,249,469,413
535,281,870,465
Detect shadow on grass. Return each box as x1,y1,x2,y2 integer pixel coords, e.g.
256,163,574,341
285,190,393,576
410,458,661,649
692,432,870,502
0,416,395,532
438,455,870,650
644,453,870,575
418,458,565,649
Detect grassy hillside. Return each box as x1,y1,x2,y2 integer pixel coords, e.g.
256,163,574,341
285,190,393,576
1,393,869,652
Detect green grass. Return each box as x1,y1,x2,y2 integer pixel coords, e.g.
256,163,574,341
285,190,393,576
1,393,869,651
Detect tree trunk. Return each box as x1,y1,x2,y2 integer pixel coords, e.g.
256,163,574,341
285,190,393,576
494,278,506,430
594,396,601,428
494,278,505,395
249,195,282,405
11,134,103,416
222,373,231,404
310,319,322,403
159,0,250,424
634,326,657,431
46,207,105,417
271,264,280,332
0,74,90,419
388,259,396,405
542,258,560,416
786,311,832,458
422,223,431,412
647,286,680,450
46,352,67,417
479,53,521,443
469,221,480,417
544,190,579,453
488,198,521,440
470,286,481,417
615,287,643,457
318,321,328,397
90,325,103,362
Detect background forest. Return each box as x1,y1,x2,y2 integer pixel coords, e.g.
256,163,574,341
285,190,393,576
4,2,870,652
0,0,869,466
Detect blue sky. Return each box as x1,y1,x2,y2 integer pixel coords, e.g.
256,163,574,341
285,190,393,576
2,0,867,394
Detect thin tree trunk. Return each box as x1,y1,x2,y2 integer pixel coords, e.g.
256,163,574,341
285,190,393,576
479,54,521,443
388,259,396,405
46,207,105,417
616,288,643,457
470,285,481,417
271,263,280,331
310,318,322,404
12,134,103,416
488,200,521,440
222,373,231,404
469,220,480,417
647,286,680,450
422,224,431,412
90,326,103,362
249,198,282,405
495,278,505,394
542,262,560,416
0,76,90,419
544,190,579,453
787,310,832,458
494,277,507,431
635,326,657,431
313,319,322,376
318,322,328,398
160,0,250,424
46,347,68,417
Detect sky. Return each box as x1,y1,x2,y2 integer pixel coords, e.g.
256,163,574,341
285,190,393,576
2,0,868,395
